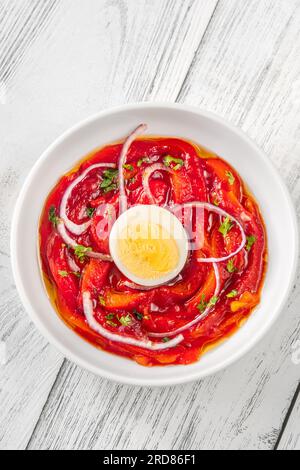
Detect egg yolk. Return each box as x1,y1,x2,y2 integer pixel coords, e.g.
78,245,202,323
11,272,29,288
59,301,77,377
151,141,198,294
117,222,180,280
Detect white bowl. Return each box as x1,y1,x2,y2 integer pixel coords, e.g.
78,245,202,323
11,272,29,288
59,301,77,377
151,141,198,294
11,103,298,386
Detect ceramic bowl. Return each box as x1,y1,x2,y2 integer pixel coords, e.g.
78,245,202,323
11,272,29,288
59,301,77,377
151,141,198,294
11,103,298,386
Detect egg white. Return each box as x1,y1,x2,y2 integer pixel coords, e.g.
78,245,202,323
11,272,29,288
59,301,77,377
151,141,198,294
109,205,189,287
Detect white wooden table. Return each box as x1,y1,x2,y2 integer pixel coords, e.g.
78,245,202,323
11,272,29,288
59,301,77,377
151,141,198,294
0,0,299,451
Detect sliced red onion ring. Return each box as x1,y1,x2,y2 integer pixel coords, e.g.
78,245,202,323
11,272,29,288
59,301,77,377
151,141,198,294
82,291,183,350
149,263,220,337
142,163,173,204
172,202,246,263
57,221,112,262
119,124,148,214
65,249,81,273
60,163,116,235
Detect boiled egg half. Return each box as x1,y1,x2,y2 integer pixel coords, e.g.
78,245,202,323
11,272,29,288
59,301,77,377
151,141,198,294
109,205,189,287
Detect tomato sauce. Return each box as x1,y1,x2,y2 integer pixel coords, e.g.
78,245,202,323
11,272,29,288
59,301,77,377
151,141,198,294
39,136,267,366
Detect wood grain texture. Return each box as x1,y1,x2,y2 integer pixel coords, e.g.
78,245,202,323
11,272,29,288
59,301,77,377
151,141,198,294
277,384,300,450
23,0,300,451
0,0,65,451
0,0,219,450
177,0,300,449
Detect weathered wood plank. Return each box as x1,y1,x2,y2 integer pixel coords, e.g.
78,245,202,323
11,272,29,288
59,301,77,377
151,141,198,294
277,384,300,450
177,0,300,450
0,0,65,451
26,0,300,450
0,0,218,450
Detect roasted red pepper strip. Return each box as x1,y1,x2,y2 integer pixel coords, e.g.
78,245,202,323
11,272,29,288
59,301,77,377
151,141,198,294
90,196,119,254
103,290,153,311
46,233,80,311
206,158,242,201
81,259,111,295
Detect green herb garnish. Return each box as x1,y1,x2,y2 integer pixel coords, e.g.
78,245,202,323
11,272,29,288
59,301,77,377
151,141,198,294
59,270,81,278
137,157,151,167
103,168,118,179
101,179,114,189
213,199,220,206
118,314,133,327
197,294,207,313
197,295,218,312
106,314,114,321
219,217,234,237
103,183,118,194
49,206,59,227
207,296,218,308
163,155,184,171
162,337,170,343
86,207,95,218
74,245,92,262
106,320,117,328
133,309,143,321
227,259,237,273
123,164,134,171
129,177,136,185
58,270,69,277
72,272,81,278
246,235,256,252
225,171,235,186
99,296,106,307
227,290,238,298
100,169,118,193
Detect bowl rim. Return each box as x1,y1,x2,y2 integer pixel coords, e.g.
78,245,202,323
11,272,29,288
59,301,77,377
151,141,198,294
11,102,299,386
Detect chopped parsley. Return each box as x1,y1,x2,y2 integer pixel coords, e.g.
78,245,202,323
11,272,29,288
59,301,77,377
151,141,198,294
74,245,92,262
137,157,151,167
197,295,218,313
86,207,95,218
103,183,118,194
227,259,237,273
49,206,59,227
128,177,136,186
197,294,208,313
123,164,134,171
72,272,81,278
59,270,81,278
207,296,218,307
246,235,256,251
118,314,133,327
133,309,143,321
219,216,234,237
105,314,114,321
58,270,69,277
225,171,235,186
227,290,238,298
163,155,184,171
99,296,106,307
162,337,170,343
106,313,117,327
100,169,118,194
